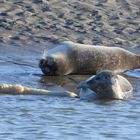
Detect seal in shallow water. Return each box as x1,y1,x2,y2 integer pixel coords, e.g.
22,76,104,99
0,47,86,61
77,70,133,100
0,70,132,100
39,41,140,75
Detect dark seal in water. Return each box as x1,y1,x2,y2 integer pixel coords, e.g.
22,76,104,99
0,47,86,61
78,70,133,100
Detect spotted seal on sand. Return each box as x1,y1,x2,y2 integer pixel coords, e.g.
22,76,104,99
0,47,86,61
39,41,140,76
78,70,133,100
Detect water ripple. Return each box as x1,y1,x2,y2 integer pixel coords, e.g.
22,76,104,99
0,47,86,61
0,95,140,140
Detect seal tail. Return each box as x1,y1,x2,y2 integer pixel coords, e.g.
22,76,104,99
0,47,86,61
0,84,78,98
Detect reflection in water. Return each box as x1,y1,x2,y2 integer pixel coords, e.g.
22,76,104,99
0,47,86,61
39,75,90,93
125,69,140,78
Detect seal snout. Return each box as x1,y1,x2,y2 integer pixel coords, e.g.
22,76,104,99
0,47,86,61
39,57,58,76
39,59,46,68
77,79,96,101
77,81,90,89
39,59,49,75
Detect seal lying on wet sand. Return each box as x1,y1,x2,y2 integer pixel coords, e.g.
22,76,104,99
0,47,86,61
39,41,140,75
78,70,133,100
0,70,133,100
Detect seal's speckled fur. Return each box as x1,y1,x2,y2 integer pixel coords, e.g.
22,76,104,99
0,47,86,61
39,41,140,75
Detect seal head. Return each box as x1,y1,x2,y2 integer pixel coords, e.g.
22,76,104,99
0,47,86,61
39,56,58,76
78,70,133,100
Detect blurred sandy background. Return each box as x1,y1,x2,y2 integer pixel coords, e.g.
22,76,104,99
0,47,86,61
0,0,139,48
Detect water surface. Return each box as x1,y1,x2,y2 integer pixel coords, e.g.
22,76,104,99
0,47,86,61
0,42,140,140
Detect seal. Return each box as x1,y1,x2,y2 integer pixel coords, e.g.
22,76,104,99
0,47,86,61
0,84,78,97
77,70,133,100
39,41,140,75
0,70,133,100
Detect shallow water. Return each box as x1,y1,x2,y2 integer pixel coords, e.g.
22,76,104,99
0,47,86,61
1,95,140,140
0,42,140,140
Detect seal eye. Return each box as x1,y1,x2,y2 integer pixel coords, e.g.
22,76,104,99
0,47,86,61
105,76,108,79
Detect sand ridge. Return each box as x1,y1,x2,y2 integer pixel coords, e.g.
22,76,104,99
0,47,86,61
0,0,139,47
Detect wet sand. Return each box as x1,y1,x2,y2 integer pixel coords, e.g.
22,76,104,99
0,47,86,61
0,0,140,47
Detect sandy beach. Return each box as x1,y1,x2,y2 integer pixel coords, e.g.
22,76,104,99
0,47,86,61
0,0,140,48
